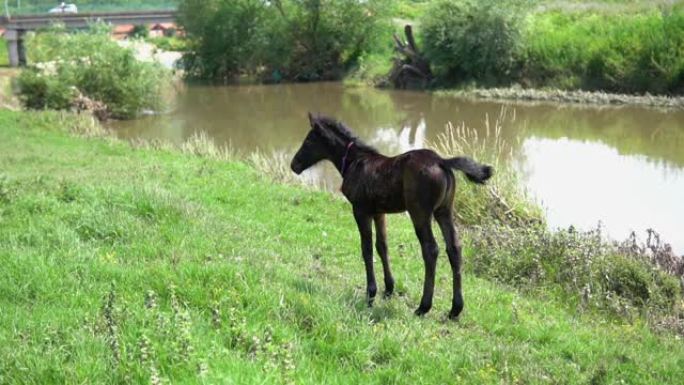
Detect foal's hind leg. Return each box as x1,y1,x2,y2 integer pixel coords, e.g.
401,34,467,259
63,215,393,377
408,209,438,316
353,208,377,306
435,207,464,319
374,214,395,298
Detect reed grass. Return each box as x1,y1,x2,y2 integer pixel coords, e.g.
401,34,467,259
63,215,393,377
429,110,544,226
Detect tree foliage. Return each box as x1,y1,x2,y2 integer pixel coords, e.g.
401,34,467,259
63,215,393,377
178,0,391,82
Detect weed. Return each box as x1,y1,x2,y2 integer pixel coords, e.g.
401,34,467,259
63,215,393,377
467,224,683,318
102,286,121,365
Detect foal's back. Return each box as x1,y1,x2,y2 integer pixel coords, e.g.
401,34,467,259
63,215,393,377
341,149,454,215
399,149,455,215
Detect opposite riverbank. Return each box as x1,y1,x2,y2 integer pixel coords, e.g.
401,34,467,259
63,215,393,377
1,109,683,384
436,87,684,109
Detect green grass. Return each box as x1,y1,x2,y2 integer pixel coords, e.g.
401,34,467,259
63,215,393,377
0,39,8,67
395,0,430,20
1,109,684,384
524,7,684,93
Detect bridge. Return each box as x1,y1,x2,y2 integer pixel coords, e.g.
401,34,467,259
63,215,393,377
0,10,177,66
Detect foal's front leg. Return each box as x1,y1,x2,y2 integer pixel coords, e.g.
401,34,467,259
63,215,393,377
353,208,377,306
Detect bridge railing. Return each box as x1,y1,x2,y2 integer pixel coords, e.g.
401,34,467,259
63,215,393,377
3,1,177,17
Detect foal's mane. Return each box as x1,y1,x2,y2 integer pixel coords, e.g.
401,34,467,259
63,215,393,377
313,115,378,154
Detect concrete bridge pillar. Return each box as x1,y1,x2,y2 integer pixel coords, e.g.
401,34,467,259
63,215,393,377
4,29,26,67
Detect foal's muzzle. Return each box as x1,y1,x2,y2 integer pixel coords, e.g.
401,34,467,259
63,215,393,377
290,158,304,175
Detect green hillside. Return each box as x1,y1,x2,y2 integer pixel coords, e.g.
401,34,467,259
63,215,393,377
1,110,683,384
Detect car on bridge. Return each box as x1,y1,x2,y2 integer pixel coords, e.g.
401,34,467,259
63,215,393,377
48,3,78,14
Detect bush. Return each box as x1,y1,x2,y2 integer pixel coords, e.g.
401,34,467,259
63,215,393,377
16,69,73,111
17,25,170,119
420,0,527,86
178,0,391,82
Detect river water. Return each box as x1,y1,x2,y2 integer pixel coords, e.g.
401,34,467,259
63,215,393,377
109,82,684,252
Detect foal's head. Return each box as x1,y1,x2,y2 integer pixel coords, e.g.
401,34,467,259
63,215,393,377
291,113,345,174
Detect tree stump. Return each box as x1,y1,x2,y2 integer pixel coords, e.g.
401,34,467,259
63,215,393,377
388,25,433,89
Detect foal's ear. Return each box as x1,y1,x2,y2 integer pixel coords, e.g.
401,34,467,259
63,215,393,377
307,112,315,126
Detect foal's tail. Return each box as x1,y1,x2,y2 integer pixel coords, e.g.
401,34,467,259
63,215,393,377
442,157,493,184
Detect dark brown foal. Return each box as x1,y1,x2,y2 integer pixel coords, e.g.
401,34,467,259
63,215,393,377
291,114,492,318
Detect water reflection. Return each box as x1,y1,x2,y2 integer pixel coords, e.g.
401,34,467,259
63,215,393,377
369,118,426,153
110,83,684,252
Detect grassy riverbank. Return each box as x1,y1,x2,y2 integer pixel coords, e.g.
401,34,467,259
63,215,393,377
1,109,684,384
355,0,684,97
437,87,684,109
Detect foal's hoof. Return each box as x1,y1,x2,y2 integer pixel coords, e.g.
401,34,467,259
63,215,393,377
414,306,431,317
448,307,463,320
384,281,395,299
366,286,377,307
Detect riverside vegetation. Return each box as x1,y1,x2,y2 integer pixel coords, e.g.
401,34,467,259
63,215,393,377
16,25,171,120
1,109,683,384
178,0,392,82
177,0,684,96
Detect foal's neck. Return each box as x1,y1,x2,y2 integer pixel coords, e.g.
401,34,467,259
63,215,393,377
330,137,375,177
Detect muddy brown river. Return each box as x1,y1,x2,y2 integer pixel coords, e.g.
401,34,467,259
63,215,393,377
109,82,684,252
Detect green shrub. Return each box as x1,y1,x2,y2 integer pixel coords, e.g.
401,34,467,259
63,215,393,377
15,69,74,111
420,0,528,86
602,256,652,305
17,25,170,119
178,0,391,82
